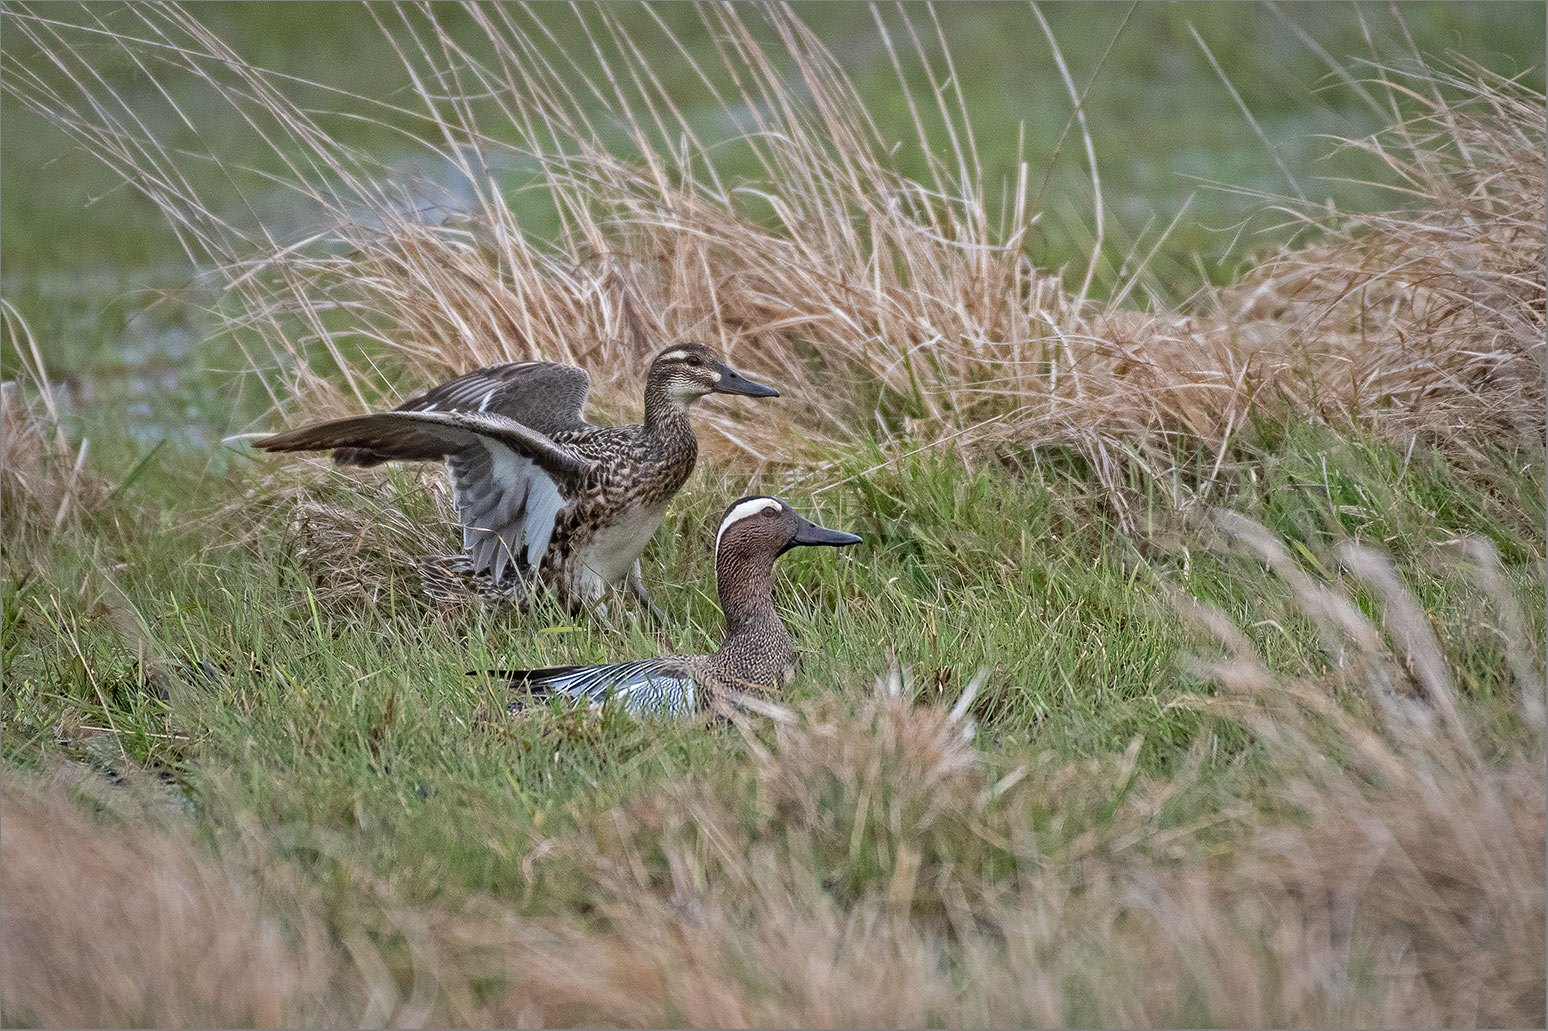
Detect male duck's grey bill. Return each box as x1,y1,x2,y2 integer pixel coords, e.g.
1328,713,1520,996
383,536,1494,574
790,519,863,548
714,365,780,398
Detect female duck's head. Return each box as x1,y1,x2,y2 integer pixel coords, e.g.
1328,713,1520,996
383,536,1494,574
647,342,780,413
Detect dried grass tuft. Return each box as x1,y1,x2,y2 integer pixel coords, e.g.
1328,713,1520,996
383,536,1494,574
1,306,105,551
1183,514,1546,1027
0,774,329,1028
226,457,459,612
1214,58,1546,450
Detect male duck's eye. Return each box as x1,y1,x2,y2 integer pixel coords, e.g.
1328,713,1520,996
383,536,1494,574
762,508,778,518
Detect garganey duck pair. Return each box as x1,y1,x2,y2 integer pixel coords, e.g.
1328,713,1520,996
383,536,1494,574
257,346,860,717
256,342,778,623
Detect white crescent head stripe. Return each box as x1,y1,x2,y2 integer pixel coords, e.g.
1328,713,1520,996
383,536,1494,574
659,349,690,363
715,497,782,556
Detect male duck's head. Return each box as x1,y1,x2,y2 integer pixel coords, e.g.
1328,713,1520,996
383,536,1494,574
714,495,862,569
649,342,779,411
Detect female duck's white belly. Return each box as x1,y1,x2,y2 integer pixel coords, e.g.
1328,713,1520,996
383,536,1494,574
572,501,669,600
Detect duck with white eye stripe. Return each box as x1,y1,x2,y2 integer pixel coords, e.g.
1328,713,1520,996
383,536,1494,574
254,342,778,624
490,496,861,717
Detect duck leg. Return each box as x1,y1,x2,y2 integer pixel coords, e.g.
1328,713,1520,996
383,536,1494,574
627,560,670,628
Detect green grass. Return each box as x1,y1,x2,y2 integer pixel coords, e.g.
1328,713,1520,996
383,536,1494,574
5,414,1544,1021
5,419,1541,901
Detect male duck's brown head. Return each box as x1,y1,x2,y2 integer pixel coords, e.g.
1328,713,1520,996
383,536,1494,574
715,495,862,559
712,495,861,628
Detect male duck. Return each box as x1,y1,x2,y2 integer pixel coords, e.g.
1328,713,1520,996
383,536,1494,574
255,343,778,622
494,495,861,717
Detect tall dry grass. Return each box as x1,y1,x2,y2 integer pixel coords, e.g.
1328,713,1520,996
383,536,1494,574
4,525,1540,1026
1213,58,1546,452
0,303,105,550
5,5,1540,509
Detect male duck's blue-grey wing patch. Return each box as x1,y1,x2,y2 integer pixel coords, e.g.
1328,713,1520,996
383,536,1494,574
500,659,699,717
332,362,591,467
257,409,595,581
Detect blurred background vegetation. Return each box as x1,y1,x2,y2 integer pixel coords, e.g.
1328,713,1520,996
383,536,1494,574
2,2,1542,455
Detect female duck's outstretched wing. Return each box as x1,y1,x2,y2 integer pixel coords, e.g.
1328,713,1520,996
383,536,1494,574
331,362,592,468
498,658,699,717
256,409,596,580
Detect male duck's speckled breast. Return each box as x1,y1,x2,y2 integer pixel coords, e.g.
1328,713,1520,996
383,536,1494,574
701,625,799,697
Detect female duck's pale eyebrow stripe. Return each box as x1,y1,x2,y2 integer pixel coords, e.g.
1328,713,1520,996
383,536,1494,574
715,497,781,555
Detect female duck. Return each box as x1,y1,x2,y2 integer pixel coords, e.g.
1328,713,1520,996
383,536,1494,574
256,343,778,622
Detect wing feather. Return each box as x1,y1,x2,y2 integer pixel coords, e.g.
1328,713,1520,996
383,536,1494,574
331,363,591,467
258,410,595,575
393,362,590,433
521,475,565,566
257,409,592,481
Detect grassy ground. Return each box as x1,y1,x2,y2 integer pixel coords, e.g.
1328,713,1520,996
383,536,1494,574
2,3,1545,1026
4,396,1544,1023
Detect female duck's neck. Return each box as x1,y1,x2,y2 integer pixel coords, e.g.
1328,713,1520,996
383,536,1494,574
643,386,694,434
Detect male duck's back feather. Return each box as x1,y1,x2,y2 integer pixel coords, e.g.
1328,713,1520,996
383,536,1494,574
503,659,699,717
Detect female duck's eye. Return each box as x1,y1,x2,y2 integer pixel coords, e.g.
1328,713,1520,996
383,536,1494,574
686,356,702,367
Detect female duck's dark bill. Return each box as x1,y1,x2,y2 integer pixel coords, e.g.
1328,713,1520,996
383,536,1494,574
714,364,780,398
